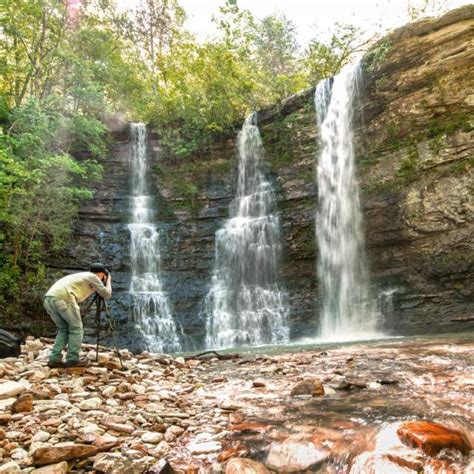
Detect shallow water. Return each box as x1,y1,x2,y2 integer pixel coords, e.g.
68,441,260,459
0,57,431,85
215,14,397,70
176,332,474,472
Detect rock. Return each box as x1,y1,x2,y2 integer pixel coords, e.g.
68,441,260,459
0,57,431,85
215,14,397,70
230,422,269,433
101,420,135,433
397,421,472,456
141,432,164,444
265,441,329,472
217,444,248,462
10,447,28,460
226,458,270,474
188,441,222,454
79,397,102,410
0,382,25,400
11,393,33,413
31,431,51,443
290,379,325,397
93,452,155,474
150,440,171,457
252,381,266,388
32,443,98,465
0,462,21,473
31,462,69,474
350,452,417,474
147,459,177,474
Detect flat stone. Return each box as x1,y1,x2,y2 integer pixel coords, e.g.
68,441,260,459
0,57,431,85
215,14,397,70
0,382,25,400
397,421,472,456
266,441,329,472
226,458,270,473
93,452,155,474
32,443,98,465
141,432,164,444
31,462,68,474
188,441,222,454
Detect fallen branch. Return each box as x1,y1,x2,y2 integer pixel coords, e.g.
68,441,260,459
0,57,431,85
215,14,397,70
184,350,240,361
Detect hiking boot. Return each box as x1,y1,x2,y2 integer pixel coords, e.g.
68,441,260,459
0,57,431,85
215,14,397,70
65,357,90,368
47,359,65,369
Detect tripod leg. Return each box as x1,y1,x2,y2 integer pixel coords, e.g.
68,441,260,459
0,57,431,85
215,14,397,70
95,297,102,362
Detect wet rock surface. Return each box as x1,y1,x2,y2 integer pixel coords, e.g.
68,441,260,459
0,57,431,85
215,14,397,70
0,334,472,472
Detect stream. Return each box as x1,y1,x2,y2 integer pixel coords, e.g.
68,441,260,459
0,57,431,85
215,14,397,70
171,332,473,472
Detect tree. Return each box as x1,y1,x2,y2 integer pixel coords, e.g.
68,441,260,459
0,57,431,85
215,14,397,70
0,0,68,107
304,23,372,83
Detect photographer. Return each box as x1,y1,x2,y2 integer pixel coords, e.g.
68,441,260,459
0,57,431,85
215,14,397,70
43,263,112,368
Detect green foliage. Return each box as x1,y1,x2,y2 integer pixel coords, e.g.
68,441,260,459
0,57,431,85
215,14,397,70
363,41,391,74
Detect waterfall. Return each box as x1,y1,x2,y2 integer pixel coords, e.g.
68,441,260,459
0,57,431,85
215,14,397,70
128,123,181,353
315,65,382,340
205,113,290,349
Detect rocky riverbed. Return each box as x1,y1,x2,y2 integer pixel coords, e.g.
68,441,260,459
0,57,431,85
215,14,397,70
0,335,472,473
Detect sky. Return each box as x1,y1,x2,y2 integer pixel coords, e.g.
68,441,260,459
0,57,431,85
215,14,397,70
176,0,472,45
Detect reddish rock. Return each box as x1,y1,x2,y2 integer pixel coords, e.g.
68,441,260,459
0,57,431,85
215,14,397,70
217,443,248,462
386,454,424,471
0,414,12,425
230,422,269,433
225,457,270,473
290,379,325,397
33,443,98,465
397,421,471,456
252,381,266,388
12,393,33,413
129,442,149,454
0,428,5,440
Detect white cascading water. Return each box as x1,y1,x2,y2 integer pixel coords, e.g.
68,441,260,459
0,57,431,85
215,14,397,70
128,123,181,353
205,113,290,349
315,64,381,340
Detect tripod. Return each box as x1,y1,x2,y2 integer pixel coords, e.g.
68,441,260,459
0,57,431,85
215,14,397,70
83,293,124,370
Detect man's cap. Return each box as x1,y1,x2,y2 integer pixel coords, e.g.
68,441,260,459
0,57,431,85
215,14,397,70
89,263,108,274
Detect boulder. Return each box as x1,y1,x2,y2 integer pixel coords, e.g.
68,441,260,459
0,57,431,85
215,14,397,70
265,440,329,472
0,462,21,473
32,443,98,465
397,421,471,456
290,379,325,397
12,393,33,413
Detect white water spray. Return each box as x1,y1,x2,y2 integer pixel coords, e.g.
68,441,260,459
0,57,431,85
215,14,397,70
128,123,181,353
205,113,290,349
315,65,382,341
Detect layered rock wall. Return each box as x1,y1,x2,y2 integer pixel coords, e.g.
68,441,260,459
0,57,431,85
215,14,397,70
66,6,473,349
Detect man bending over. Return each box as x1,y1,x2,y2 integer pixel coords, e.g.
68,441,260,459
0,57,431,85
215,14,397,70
44,263,112,368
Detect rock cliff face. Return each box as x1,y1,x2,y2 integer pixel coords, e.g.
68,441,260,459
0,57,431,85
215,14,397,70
67,6,473,350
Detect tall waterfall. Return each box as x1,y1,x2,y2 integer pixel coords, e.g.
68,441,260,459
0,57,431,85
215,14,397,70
205,113,290,349
128,123,181,353
315,65,381,340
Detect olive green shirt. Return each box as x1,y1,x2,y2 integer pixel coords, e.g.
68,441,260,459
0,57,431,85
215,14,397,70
45,272,112,304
